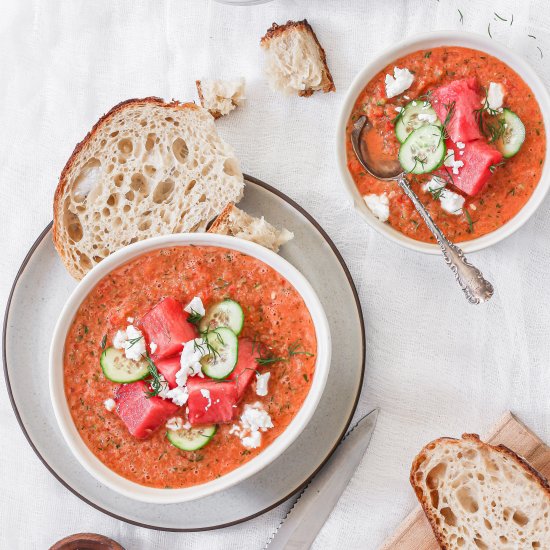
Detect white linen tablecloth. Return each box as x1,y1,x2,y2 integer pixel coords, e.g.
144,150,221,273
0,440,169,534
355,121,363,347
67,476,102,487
2,0,550,548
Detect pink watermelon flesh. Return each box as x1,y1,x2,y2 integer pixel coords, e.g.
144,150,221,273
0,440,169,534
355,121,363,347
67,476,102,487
187,378,239,425
443,139,503,196
115,381,179,439
431,78,483,143
228,339,259,401
156,355,181,389
140,297,197,359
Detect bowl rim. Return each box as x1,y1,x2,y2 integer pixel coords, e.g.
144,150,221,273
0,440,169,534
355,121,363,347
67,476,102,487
336,30,550,254
49,233,331,504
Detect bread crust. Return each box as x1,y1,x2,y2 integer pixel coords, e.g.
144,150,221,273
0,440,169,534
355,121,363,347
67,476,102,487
410,433,550,549
195,80,222,119
260,19,335,96
207,202,235,233
52,97,201,278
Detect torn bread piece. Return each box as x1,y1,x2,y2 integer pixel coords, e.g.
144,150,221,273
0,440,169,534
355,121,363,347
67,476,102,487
208,203,293,253
53,98,244,279
196,78,245,119
410,433,550,550
260,19,335,97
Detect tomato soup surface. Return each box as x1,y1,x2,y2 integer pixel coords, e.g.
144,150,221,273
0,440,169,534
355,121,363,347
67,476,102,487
64,246,317,489
346,46,546,243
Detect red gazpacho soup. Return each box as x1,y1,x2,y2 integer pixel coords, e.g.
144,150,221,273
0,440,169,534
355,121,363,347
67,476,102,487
64,246,317,489
346,46,546,243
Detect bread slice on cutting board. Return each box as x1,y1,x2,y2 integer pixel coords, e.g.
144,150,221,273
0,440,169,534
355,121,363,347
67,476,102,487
53,97,244,279
410,433,550,549
196,78,245,118
208,203,293,253
260,19,335,97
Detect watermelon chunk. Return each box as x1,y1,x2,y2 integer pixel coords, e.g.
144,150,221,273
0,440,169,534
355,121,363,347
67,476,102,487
115,381,179,439
228,339,260,401
431,78,483,143
187,378,239,425
140,297,197,359
443,139,503,196
156,355,181,389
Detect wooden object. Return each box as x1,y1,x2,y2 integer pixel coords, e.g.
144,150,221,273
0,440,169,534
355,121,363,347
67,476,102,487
382,412,550,549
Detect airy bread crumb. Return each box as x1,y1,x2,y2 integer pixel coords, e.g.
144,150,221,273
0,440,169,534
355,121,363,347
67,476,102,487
411,434,550,549
53,97,244,279
260,20,335,97
208,203,293,252
196,78,245,119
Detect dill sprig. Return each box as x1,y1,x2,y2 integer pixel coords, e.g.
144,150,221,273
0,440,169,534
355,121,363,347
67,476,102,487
464,209,475,234
144,354,168,398
489,161,505,174
127,336,143,349
187,309,203,326
255,339,314,367
441,101,456,140
101,334,107,349
458,9,464,24
494,12,507,22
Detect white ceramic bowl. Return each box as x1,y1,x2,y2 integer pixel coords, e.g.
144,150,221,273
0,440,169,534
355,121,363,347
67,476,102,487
336,31,550,254
49,233,331,504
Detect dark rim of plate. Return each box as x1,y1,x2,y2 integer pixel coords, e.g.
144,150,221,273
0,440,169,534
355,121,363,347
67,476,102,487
2,174,366,532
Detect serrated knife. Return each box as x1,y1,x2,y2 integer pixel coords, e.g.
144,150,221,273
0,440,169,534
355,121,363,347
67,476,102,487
265,408,379,550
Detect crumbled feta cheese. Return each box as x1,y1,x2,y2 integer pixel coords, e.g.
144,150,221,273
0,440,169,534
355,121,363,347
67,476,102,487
165,386,189,406
112,325,146,362
166,417,184,431
423,177,465,216
175,337,209,387
395,106,403,113
200,388,212,411
456,142,465,149
242,431,262,449
157,374,170,399
417,112,437,124
241,403,274,432
404,95,410,100
363,193,390,222
149,341,158,354
229,403,274,449
113,330,127,350
444,150,464,175
412,100,417,107
385,67,414,98
486,82,505,111
104,398,116,412
470,204,477,211
255,372,271,397
126,317,134,323
183,421,191,430
422,176,446,194
440,188,465,215
184,296,205,317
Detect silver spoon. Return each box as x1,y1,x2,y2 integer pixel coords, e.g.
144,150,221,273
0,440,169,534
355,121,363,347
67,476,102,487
351,115,494,304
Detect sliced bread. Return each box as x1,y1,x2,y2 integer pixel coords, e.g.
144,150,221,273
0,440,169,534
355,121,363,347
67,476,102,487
260,20,335,97
410,433,550,549
208,203,293,252
53,97,244,279
196,78,245,118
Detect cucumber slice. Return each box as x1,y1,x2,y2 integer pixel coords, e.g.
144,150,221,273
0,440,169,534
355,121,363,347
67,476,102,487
199,299,244,335
398,125,446,174
200,327,239,379
495,108,525,158
100,347,149,383
167,424,217,451
395,101,441,143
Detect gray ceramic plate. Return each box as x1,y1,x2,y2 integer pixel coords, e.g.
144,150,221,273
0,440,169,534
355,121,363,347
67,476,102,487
3,175,365,531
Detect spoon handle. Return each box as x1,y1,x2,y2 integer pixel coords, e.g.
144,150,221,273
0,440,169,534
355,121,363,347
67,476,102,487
396,175,494,304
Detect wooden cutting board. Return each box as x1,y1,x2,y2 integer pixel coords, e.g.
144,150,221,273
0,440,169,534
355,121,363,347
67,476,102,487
382,412,550,549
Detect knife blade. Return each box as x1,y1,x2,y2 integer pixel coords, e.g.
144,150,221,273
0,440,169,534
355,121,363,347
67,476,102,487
265,408,379,550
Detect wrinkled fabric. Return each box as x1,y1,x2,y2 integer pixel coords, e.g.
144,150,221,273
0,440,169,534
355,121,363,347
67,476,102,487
1,0,550,548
